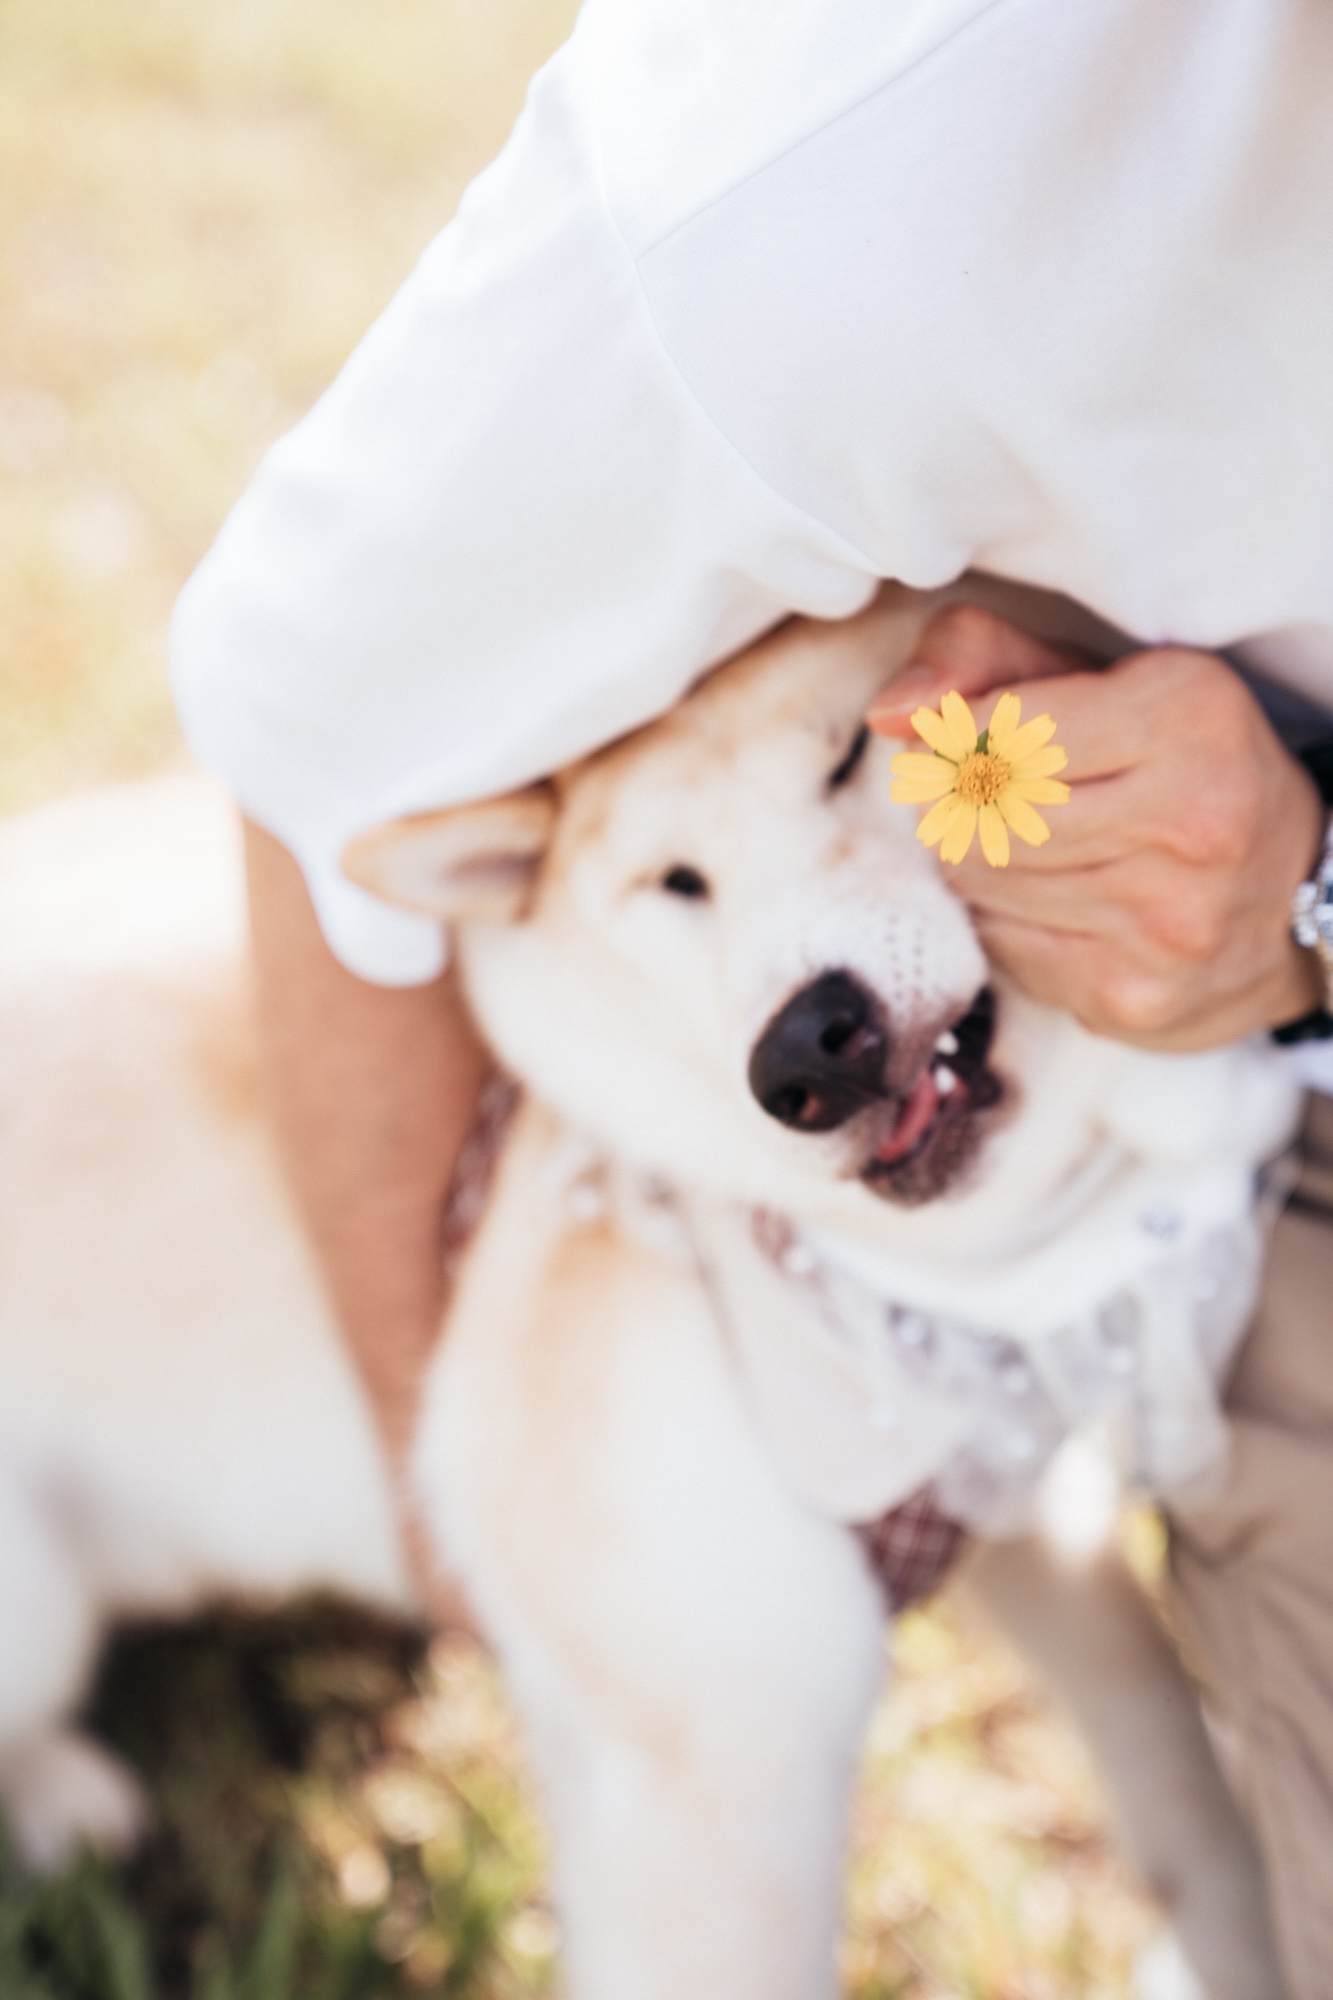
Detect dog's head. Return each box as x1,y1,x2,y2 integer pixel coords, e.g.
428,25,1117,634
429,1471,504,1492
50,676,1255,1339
343,590,1296,1253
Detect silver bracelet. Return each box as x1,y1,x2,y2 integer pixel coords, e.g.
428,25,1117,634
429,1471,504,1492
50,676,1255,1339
1291,815,1333,1008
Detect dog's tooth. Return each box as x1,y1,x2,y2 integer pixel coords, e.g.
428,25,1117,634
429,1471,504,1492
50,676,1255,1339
933,1064,957,1094
934,1029,959,1056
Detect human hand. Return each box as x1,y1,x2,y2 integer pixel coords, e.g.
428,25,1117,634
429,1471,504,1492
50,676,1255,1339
867,606,1326,1051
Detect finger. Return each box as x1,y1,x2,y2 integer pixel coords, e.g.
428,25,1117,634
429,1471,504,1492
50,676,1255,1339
943,758,1175,878
875,657,1134,785
962,850,1240,977
955,859,1106,929
1008,654,1183,782
878,643,1232,788
978,644,1286,786
965,917,1116,1016
959,856,1172,943
868,605,1085,739
969,914,1187,1039
973,913,1306,1052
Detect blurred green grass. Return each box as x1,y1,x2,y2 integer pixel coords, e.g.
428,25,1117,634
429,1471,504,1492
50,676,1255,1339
0,1608,554,2000
1,1,1167,1991
0,1583,1165,2000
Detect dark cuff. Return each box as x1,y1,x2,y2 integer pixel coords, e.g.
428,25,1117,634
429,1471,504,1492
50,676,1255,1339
1272,1006,1333,1046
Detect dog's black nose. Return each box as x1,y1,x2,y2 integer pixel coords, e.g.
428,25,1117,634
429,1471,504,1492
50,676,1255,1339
748,972,887,1132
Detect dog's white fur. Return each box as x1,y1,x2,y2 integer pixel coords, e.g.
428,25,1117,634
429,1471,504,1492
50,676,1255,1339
0,586,1293,1996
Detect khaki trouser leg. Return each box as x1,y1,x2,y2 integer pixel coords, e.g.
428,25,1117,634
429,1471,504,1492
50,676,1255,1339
1169,1096,1333,2000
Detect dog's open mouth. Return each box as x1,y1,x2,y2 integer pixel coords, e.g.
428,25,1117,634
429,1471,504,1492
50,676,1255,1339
859,987,1003,1203
748,973,1006,1204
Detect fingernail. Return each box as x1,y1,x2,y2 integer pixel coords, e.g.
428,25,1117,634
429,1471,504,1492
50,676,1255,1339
867,667,937,731
870,667,936,711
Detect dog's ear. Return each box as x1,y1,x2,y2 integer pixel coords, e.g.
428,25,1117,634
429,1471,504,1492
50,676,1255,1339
341,783,557,923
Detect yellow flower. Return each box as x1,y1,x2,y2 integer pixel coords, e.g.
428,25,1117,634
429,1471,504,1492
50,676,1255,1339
889,689,1071,866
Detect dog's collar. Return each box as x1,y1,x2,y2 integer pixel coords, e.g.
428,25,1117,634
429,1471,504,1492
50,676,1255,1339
520,1105,1272,1536
686,1166,1268,1534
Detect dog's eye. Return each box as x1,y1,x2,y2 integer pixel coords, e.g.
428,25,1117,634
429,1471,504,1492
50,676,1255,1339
825,723,870,792
660,864,711,901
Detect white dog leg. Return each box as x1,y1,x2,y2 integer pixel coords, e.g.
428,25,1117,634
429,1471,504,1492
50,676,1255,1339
0,1478,146,1872
420,1170,885,2000
967,1537,1284,2000
0,1730,148,1875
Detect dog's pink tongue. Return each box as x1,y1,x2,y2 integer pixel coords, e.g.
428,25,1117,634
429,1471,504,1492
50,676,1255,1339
873,1069,940,1165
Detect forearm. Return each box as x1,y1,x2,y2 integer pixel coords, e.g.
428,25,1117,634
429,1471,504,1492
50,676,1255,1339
243,818,490,1468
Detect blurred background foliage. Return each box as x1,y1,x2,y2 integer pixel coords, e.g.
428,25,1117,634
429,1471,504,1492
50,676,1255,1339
0,0,577,811
1,0,1168,1991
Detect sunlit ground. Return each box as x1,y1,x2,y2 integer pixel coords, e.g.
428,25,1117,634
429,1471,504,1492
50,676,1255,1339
1,2,1166,1992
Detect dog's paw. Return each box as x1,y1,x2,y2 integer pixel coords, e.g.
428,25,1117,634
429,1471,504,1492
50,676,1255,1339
1135,1931,1210,2000
0,1727,149,1874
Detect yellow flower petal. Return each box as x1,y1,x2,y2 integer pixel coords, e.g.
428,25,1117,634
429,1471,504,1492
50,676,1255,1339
939,690,979,759
1009,743,1068,779
895,690,1068,864
996,789,1052,846
893,776,960,803
938,798,979,865
915,792,963,848
891,751,956,783
1009,775,1071,805
986,691,1024,757
910,707,964,760
978,801,1010,866
1001,715,1058,764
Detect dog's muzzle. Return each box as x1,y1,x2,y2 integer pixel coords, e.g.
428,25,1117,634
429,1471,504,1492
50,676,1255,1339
748,977,1004,1202
747,971,887,1132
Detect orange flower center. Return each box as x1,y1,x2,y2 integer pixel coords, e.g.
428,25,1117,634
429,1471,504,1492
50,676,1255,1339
954,749,1011,805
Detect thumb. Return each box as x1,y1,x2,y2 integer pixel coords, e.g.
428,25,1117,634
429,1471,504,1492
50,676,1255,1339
866,605,1084,740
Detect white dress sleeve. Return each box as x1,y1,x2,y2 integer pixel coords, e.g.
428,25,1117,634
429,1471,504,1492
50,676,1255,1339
171,37,876,983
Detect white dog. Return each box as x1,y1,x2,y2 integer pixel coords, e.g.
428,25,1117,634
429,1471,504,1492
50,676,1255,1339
0,586,1296,1998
